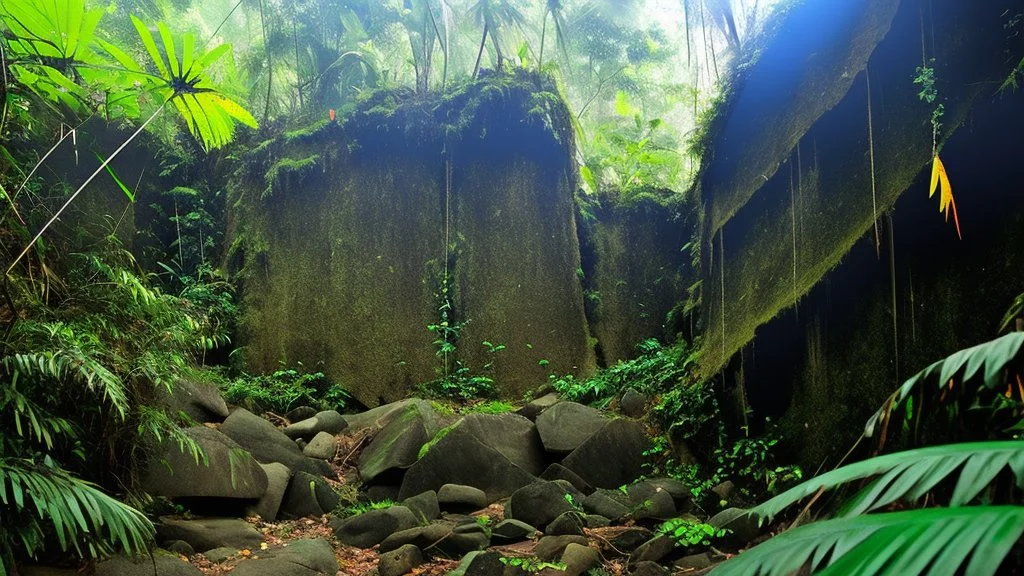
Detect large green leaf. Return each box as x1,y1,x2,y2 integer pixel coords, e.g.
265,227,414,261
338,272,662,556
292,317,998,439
865,333,1024,440
752,441,1024,524
710,506,1024,576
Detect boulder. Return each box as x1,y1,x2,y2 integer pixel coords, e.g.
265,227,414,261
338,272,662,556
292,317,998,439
674,553,713,571
507,481,575,530
249,463,292,521
535,402,608,454
561,543,601,576
516,392,561,421
437,484,489,511
378,544,423,576
561,419,647,488
629,487,676,521
158,378,230,423
545,511,585,537
585,515,611,528
156,517,262,553
429,529,490,557
343,399,419,431
166,540,195,557
491,519,538,542
630,478,693,513
581,490,631,520
203,548,237,563
303,432,337,459
619,388,648,418
540,464,593,495
286,406,318,422
95,551,202,576
142,427,267,501
358,401,442,482
230,539,339,576
379,523,453,553
457,413,546,475
599,527,654,556
279,471,340,518
330,506,420,548
629,536,675,566
534,535,588,562
284,410,348,440
709,507,762,547
401,490,440,524
220,408,331,476
449,551,506,576
398,426,536,502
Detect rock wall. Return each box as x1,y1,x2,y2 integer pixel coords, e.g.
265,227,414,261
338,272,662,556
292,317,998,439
578,193,695,365
698,0,1024,376
229,72,596,406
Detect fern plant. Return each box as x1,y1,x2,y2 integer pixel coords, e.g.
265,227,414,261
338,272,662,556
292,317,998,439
710,338,1024,576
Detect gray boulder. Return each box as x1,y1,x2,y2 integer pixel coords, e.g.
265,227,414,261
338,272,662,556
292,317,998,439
535,402,608,454
633,561,671,576
230,539,339,576
343,399,419,431
358,401,442,482
562,419,648,488
158,378,229,423
449,551,506,576
438,484,488,511
581,489,630,520
540,463,593,494
561,542,601,576
378,544,423,576
457,413,546,475
142,427,267,501
156,517,263,553
399,426,536,502
220,408,331,476
619,388,648,418
507,481,575,530
248,463,292,521
330,506,420,548
401,490,440,524
283,410,348,440
629,536,675,566
545,511,585,536
279,471,340,518
379,523,452,553
95,551,202,576
491,519,538,542
303,432,337,459
516,392,561,421
534,535,588,561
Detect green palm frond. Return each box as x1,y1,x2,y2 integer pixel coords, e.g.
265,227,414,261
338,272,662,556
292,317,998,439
865,333,1024,441
751,441,1024,525
709,506,1024,576
0,458,154,562
129,16,257,149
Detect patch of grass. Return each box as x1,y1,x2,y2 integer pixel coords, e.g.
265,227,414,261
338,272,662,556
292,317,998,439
334,499,395,518
417,421,462,460
462,400,516,415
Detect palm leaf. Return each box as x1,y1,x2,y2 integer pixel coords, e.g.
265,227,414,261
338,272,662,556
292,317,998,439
709,506,1024,576
752,441,1024,525
865,333,1024,439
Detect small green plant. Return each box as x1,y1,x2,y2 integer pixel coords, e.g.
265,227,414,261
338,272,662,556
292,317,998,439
335,499,395,518
417,422,462,459
563,492,584,514
499,556,568,572
463,400,515,414
656,518,727,548
224,367,351,414
418,340,504,401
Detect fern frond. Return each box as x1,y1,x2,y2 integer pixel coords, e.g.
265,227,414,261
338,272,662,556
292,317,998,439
0,458,154,561
709,506,1024,576
752,441,1024,525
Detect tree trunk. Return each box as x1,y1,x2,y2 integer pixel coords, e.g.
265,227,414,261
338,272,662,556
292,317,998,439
473,22,489,79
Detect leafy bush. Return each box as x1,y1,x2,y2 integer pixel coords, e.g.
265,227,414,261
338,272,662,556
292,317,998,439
656,517,727,547
224,368,351,414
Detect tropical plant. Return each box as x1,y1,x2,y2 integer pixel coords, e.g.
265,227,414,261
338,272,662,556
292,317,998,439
710,338,1024,576
656,517,727,547
469,0,527,78
224,367,351,414
538,0,569,72
710,506,1024,576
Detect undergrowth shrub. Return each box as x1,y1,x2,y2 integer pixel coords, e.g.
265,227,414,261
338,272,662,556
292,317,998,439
224,368,351,414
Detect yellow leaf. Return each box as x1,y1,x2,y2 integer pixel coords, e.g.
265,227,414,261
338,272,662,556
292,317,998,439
929,155,941,198
932,155,962,239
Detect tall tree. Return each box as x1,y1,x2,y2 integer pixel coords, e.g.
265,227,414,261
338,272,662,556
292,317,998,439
469,0,526,78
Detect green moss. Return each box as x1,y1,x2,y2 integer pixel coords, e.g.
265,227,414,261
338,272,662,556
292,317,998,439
283,120,331,144
417,420,462,460
462,400,515,415
263,155,321,199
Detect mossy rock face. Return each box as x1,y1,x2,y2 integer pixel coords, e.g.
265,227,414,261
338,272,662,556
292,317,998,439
229,70,594,405
698,0,1024,376
578,192,695,364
